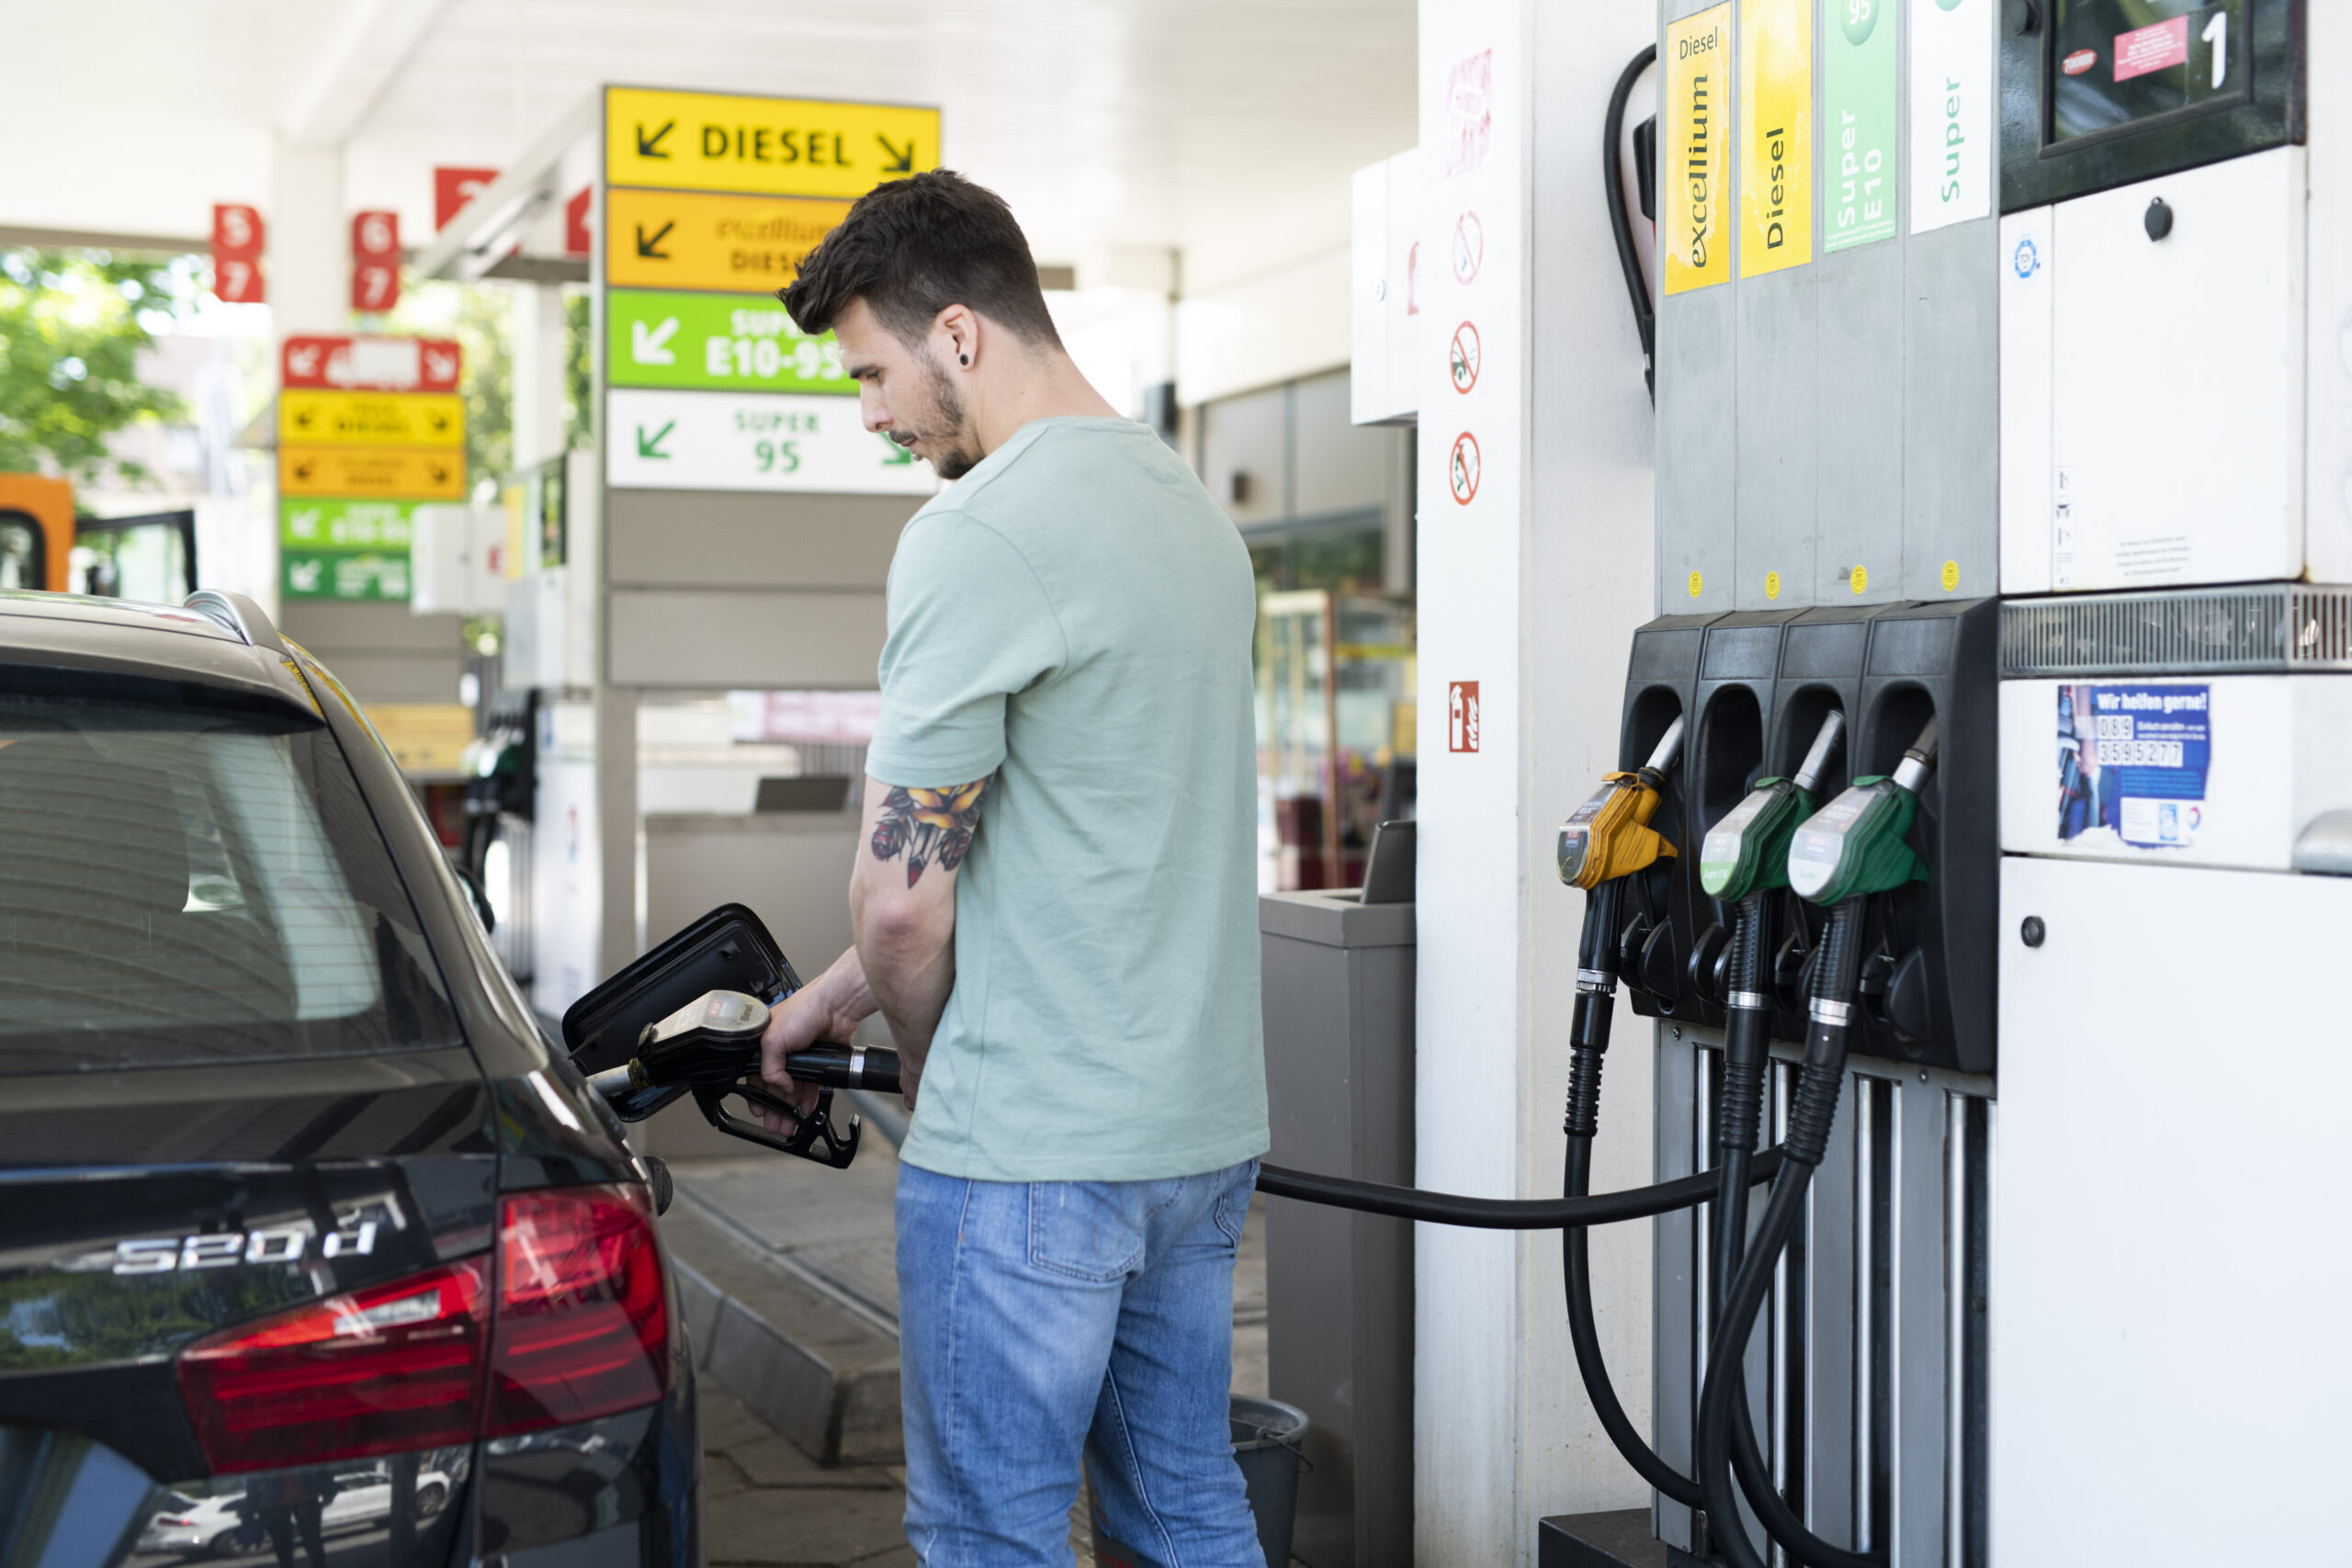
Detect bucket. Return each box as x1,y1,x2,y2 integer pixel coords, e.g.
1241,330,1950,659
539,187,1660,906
1090,1395,1311,1568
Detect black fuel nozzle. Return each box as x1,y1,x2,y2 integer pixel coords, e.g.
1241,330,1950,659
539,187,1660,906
584,989,902,1168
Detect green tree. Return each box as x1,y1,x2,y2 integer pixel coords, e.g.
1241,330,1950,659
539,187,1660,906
0,250,187,483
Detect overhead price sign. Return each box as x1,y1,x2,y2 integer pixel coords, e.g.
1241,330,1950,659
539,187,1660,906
607,288,853,394
278,446,465,502
605,187,852,294
605,86,941,199
280,390,465,448
605,389,933,496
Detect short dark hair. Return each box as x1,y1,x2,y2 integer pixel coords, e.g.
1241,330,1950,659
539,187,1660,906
780,170,1062,350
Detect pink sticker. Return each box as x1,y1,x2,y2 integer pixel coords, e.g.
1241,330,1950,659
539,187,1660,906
2114,16,2189,83
1445,50,1492,177
2063,48,2098,76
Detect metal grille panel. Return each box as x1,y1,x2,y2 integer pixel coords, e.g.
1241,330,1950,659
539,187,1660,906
1654,1032,1993,1567
2000,586,2352,676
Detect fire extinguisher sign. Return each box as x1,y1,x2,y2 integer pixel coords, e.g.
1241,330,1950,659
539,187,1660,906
1448,681,1481,753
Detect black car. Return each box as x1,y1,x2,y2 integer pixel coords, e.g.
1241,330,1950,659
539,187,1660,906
0,591,700,1566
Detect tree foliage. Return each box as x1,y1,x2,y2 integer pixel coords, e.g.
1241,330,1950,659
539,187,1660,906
0,250,187,483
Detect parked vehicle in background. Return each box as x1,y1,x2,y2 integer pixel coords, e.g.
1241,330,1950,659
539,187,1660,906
0,590,701,1568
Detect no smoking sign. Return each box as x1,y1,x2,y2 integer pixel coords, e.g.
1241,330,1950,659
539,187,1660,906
1449,321,1480,393
1449,432,1481,505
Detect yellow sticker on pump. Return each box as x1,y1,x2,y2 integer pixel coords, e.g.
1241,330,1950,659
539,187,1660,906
1740,0,1813,276
1662,5,1734,296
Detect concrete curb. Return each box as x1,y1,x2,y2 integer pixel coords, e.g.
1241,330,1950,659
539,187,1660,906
660,1201,902,1466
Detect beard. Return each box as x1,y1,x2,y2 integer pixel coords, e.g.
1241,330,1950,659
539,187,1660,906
898,352,985,480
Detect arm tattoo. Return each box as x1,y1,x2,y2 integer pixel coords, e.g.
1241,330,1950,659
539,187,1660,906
869,778,989,887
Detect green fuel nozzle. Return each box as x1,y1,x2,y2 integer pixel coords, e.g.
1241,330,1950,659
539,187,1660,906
1698,710,1846,902
1785,716,1939,906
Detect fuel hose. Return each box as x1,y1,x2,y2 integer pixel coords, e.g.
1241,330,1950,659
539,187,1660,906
1253,1154,1780,1230
1696,898,1869,1568
1605,44,1659,400
1713,897,1885,1568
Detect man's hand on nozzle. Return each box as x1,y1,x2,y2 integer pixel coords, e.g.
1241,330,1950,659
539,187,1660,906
757,947,878,1134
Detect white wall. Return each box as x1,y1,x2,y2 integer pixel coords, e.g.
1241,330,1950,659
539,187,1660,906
1410,0,1662,1562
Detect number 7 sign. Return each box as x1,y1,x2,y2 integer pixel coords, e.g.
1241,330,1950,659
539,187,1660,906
211,203,266,304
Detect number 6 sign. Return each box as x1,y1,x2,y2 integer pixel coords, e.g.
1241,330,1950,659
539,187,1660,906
351,210,401,314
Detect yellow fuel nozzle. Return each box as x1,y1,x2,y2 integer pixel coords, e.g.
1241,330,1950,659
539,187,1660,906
1556,716,1685,890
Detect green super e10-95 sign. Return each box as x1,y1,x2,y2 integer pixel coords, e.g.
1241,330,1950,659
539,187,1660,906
606,288,854,395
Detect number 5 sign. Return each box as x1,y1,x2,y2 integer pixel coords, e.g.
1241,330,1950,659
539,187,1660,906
211,204,266,304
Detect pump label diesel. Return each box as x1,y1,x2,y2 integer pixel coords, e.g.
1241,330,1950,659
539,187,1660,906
2056,683,2211,849
1663,5,1732,294
1740,0,1812,276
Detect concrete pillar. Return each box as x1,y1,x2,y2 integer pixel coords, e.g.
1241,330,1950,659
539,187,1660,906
511,282,570,472
1410,2,1660,1563
266,136,346,337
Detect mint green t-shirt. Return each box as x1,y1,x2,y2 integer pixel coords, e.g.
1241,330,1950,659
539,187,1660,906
866,416,1268,1183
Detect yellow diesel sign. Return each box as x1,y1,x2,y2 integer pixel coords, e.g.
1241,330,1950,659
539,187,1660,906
279,446,465,502
1663,4,1733,296
1740,0,1813,276
605,87,941,199
279,391,465,448
605,187,854,294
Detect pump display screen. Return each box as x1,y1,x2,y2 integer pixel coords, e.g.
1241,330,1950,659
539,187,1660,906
2050,1,2248,144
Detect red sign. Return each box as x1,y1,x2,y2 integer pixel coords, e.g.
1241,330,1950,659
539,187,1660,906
352,210,400,259
281,335,462,392
211,203,265,305
2063,48,2098,76
1450,321,1480,394
350,209,401,314
1448,682,1481,754
2114,17,2189,83
1448,432,1481,505
434,166,500,231
565,187,593,256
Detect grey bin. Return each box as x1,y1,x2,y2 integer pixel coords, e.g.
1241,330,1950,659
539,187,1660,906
1091,1396,1311,1568
1258,889,1413,1568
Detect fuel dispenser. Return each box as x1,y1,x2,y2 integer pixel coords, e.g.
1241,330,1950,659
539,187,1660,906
1540,3,2352,1564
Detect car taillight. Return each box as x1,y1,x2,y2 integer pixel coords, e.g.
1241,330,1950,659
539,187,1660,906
484,1184,671,1436
176,1183,671,1472
178,1257,488,1473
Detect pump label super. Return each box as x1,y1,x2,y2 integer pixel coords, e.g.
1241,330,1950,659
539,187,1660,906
2057,683,2211,849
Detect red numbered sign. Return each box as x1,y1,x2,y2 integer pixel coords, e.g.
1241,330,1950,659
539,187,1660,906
350,210,401,314
211,204,266,305
434,166,500,231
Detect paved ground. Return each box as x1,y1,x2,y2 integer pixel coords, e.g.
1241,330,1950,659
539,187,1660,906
675,1144,1271,1568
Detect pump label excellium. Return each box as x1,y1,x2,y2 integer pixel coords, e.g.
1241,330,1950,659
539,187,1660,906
2057,683,2211,849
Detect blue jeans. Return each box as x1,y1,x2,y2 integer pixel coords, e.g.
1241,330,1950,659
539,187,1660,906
896,1157,1265,1568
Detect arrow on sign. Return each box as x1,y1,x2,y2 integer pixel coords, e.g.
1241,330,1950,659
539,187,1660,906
638,120,674,158
287,344,322,378
292,406,318,431
292,458,316,480
424,346,458,383
636,221,674,260
631,317,680,365
425,408,452,434
637,421,675,459
876,133,916,173
290,559,323,592
426,459,452,484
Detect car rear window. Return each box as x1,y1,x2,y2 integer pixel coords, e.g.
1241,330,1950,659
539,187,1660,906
0,674,465,1073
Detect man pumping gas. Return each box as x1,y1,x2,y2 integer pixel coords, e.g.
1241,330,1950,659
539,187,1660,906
751,171,1272,1567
